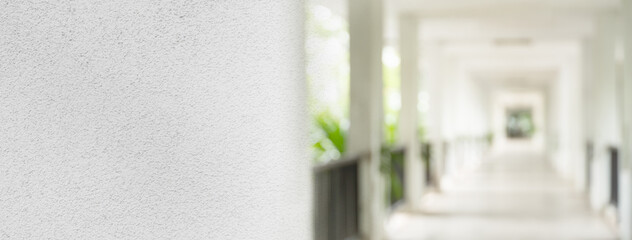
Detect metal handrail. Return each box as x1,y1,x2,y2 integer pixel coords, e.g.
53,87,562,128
313,145,408,239
313,151,367,240
386,145,406,208
313,151,369,173
388,144,406,154
608,146,619,207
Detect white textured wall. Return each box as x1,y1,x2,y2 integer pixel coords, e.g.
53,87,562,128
0,1,310,239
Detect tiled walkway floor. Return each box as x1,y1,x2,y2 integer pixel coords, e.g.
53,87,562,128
386,151,617,240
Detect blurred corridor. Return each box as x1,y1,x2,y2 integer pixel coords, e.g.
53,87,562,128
387,150,616,239
308,0,632,239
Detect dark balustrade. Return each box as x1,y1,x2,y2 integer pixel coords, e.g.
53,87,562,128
586,141,593,191
421,142,432,186
314,154,363,240
387,146,406,208
313,145,410,239
609,146,619,208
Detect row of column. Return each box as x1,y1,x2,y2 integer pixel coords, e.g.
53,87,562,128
347,1,632,239
347,0,425,239
584,3,632,239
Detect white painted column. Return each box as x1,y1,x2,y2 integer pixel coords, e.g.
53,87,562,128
424,41,446,190
619,1,632,238
559,55,584,189
441,57,460,174
589,14,619,212
581,38,596,192
549,59,577,180
398,15,424,209
348,0,384,239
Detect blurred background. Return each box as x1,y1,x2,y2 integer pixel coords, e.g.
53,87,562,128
308,0,631,239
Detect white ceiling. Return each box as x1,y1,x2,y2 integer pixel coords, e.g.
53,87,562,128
388,0,619,16
311,0,621,90
401,1,610,90
472,70,557,90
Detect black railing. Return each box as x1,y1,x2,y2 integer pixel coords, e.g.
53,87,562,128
421,142,432,186
609,146,619,207
386,146,406,207
314,154,363,240
313,145,410,239
442,141,449,175
586,141,594,191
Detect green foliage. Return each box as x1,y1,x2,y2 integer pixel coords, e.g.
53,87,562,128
380,146,405,206
312,111,347,162
383,61,401,145
306,5,350,163
486,132,494,145
421,143,432,184
379,146,392,174
389,152,405,205
306,6,347,39
421,143,432,164
316,112,346,154
418,122,426,142
506,109,535,138
384,123,398,146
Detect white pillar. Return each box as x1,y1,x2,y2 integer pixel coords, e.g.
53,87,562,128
424,41,446,190
566,43,587,192
348,0,384,238
398,15,424,209
589,14,619,212
558,56,584,189
582,38,596,191
441,57,460,174
619,1,632,238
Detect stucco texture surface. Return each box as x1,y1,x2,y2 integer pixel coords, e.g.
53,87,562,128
0,1,310,239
